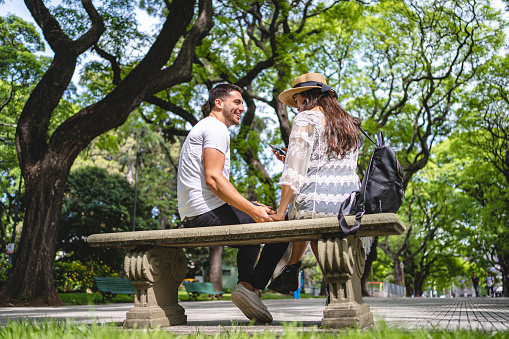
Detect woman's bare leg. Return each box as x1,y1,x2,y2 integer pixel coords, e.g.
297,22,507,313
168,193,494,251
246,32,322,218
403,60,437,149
310,240,318,258
287,241,308,265
310,240,328,285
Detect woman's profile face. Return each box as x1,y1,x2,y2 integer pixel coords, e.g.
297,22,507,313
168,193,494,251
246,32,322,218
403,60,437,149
293,92,306,110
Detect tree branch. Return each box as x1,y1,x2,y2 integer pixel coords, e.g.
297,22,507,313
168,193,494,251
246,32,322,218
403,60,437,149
74,0,105,55
93,45,122,85
0,122,17,128
148,0,213,95
145,96,199,126
18,0,105,169
0,137,15,146
46,0,198,161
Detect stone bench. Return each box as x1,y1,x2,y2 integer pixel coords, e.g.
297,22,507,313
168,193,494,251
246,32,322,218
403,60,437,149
87,213,405,329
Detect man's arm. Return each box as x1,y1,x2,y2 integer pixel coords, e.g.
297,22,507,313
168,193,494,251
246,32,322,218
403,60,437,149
203,148,274,223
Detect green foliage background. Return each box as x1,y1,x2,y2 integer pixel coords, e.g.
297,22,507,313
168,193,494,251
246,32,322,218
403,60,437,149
1,0,509,296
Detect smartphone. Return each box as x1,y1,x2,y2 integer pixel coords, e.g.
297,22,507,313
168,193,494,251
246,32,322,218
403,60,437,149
270,144,286,156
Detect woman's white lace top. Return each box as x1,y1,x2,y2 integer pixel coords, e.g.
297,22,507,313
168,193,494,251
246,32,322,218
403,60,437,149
279,110,372,255
280,110,361,220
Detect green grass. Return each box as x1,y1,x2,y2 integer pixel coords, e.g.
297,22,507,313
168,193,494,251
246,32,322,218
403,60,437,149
58,292,135,305
0,320,506,338
58,290,319,305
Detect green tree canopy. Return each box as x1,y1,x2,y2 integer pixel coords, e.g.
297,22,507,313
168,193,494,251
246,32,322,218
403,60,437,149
58,166,157,270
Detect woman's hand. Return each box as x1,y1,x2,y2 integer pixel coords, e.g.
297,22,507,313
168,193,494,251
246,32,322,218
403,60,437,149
271,147,287,163
271,185,293,222
270,209,286,221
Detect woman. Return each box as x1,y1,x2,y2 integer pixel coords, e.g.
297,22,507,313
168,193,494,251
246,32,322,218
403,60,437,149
268,73,369,296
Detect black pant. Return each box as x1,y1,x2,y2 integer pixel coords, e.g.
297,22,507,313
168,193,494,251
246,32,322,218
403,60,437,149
487,285,494,296
182,204,288,290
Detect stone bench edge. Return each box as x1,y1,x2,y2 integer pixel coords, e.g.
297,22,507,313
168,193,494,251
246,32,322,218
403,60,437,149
87,213,405,249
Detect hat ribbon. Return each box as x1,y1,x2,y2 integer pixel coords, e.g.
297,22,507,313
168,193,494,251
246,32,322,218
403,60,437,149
293,81,338,98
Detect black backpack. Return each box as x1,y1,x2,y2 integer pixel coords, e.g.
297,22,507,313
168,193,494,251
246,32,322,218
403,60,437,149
338,129,405,237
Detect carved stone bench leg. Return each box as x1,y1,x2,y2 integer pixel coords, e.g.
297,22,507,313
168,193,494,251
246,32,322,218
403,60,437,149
316,236,374,329
123,247,187,328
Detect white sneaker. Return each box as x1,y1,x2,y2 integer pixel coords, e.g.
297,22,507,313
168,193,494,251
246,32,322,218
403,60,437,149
231,284,273,323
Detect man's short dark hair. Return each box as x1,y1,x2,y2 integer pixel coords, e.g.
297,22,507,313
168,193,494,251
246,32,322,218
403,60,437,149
208,84,243,110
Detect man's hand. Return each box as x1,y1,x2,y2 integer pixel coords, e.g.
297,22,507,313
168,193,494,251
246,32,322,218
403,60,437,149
250,205,276,223
252,201,275,210
203,148,276,223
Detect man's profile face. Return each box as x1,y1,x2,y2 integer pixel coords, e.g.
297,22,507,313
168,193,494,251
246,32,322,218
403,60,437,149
220,90,245,127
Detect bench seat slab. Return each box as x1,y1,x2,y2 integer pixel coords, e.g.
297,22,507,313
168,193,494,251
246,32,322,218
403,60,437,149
123,247,187,328
87,214,405,249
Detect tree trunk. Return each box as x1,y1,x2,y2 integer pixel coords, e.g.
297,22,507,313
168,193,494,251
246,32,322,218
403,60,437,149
393,258,403,287
1,155,69,305
500,253,509,297
271,70,292,147
208,246,224,292
361,236,378,296
0,214,5,252
413,273,425,297
159,214,169,229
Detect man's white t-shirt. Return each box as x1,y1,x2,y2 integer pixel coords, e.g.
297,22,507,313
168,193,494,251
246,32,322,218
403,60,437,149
177,117,230,219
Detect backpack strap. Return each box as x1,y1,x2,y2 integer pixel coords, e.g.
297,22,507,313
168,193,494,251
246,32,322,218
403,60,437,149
337,193,363,238
338,127,384,237
359,127,378,147
377,130,385,147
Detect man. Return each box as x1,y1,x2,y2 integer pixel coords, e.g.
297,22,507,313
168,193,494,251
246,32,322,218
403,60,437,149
486,272,494,297
177,84,288,323
471,272,480,297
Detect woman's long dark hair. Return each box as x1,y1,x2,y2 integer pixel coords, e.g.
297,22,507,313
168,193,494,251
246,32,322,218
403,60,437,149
299,88,361,157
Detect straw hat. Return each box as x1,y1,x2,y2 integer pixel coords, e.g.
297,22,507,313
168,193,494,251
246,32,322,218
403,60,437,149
278,73,337,108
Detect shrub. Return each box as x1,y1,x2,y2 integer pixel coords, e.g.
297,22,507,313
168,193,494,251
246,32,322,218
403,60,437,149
0,260,12,287
53,260,116,292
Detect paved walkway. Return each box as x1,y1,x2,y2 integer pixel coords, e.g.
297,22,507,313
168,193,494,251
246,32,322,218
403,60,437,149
0,297,508,333
369,297,509,332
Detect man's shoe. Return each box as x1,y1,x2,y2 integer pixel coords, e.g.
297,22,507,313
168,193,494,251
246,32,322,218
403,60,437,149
231,284,273,323
268,261,302,294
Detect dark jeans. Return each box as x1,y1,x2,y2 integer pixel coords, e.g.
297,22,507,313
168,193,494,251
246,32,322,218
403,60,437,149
473,284,479,297
487,285,494,296
182,203,288,290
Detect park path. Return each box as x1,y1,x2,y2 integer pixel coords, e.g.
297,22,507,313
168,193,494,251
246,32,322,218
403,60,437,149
369,297,509,331
0,297,507,333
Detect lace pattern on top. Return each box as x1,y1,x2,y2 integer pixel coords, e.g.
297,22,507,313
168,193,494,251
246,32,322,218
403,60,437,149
279,110,372,256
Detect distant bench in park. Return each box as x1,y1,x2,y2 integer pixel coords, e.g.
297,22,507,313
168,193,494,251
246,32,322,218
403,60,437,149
93,276,134,301
87,213,406,329
183,281,225,300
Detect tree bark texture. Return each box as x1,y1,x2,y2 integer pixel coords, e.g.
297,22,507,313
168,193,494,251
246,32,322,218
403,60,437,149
2,155,70,305
271,70,292,147
2,0,212,305
413,272,425,297
208,246,224,292
500,253,509,297
361,236,378,296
